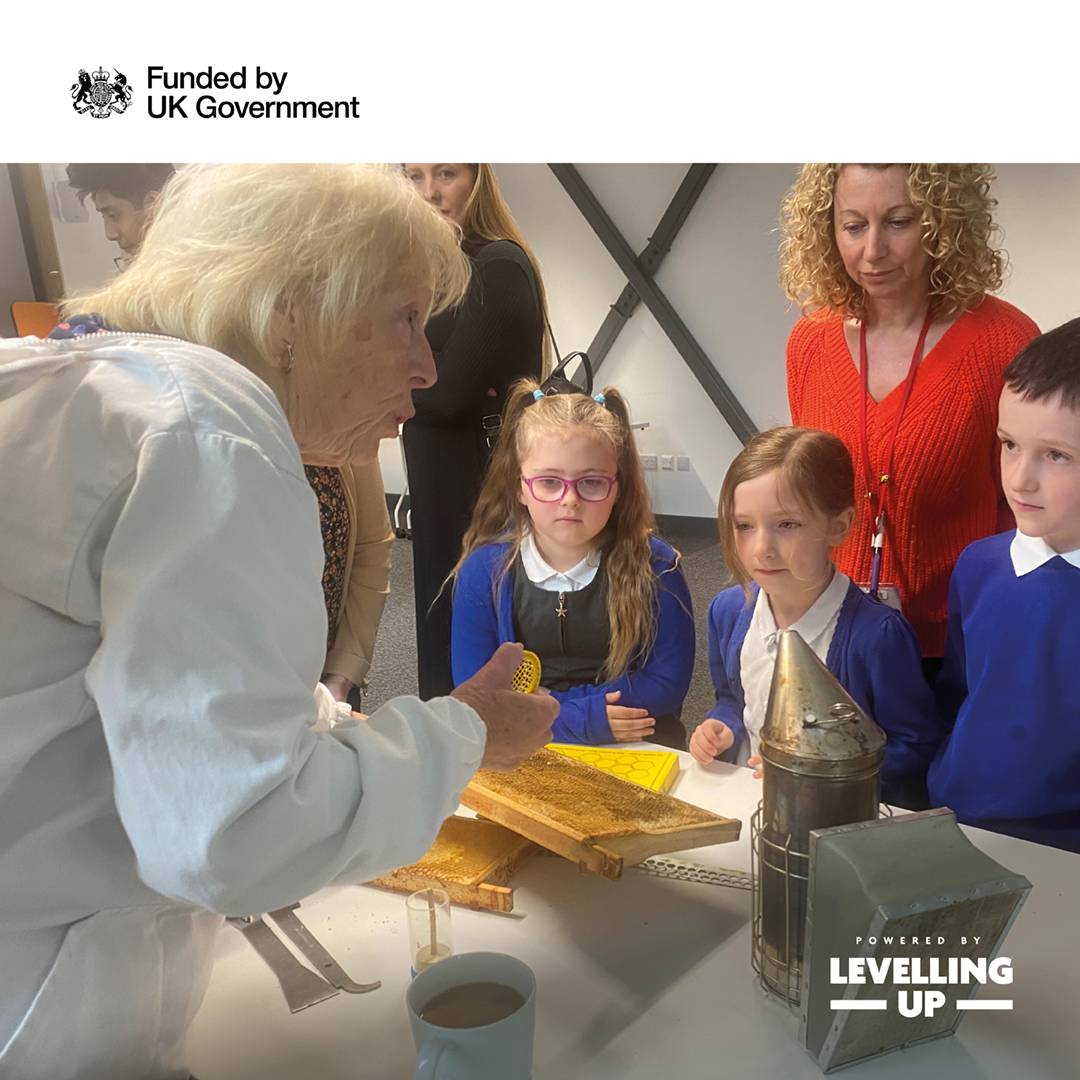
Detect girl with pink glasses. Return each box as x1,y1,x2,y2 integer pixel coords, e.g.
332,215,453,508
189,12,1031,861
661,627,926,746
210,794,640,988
451,379,694,747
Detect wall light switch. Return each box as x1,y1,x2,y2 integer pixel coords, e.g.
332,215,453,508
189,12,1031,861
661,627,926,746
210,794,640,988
640,453,658,471
660,454,675,471
676,455,691,471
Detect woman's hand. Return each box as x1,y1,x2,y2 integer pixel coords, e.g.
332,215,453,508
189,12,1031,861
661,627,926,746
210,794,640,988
689,719,734,763
747,754,763,780
604,690,656,742
452,643,558,771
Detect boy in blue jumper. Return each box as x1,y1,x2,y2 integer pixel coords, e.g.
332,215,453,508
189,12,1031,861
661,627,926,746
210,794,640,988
928,317,1080,853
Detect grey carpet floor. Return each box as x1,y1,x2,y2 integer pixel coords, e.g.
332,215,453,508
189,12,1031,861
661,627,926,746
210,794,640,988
362,528,728,747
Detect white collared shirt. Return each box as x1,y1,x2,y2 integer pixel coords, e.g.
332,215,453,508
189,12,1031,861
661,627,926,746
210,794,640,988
1009,530,1080,576
520,532,601,593
739,569,851,759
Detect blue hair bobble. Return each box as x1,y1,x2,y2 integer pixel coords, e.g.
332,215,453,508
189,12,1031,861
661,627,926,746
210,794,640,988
530,386,607,406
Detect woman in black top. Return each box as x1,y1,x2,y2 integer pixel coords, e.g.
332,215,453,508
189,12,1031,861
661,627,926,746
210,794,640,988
403,164,548,697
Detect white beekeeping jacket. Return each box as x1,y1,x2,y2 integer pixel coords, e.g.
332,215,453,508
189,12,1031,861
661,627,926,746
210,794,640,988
0,334,484,1071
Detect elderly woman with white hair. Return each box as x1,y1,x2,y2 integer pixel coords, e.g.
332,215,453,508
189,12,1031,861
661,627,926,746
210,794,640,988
0,163,556,1080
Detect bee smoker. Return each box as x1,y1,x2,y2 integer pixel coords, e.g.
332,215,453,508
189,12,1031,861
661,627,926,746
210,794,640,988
750,629,886,1004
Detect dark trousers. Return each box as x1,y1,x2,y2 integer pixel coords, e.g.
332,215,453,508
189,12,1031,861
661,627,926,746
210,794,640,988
921,657,944,685
402,420,488,699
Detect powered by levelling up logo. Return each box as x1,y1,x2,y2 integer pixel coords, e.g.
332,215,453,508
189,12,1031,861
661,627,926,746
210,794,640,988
71,68,132,118
830,935,1015,1018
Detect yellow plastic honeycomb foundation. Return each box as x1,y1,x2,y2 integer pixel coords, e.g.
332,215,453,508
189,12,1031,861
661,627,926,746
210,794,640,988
546,743,680,793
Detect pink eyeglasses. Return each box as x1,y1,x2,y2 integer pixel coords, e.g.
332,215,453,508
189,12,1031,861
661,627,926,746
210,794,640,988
521,475,617,503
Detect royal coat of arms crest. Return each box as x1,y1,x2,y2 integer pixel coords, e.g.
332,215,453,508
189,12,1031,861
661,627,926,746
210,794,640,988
71,67,132,118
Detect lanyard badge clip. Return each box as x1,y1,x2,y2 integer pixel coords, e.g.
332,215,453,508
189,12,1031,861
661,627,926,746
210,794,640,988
858,309,931,610
868,511,885,595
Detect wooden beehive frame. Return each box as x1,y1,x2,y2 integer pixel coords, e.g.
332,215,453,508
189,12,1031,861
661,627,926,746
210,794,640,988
462,749,741,880
366,816,539,912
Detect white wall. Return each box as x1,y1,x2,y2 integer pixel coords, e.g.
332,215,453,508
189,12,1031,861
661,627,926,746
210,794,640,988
992,165,1080,334
384,163,1080,517
41,163,120,294
0,168,36,337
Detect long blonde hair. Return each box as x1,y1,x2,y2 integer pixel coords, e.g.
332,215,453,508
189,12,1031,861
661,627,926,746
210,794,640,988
779,164,1006,320
65,164,470,371
460,165,552,375
455,380,663,680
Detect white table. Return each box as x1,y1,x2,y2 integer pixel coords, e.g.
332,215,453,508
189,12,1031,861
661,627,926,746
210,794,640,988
187,753,1080,1079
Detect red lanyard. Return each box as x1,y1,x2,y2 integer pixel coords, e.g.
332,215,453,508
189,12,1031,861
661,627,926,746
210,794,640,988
857,309,933,592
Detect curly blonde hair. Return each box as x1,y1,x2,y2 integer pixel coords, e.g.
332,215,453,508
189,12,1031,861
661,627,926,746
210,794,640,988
779,164,1006,320
454,380,666,681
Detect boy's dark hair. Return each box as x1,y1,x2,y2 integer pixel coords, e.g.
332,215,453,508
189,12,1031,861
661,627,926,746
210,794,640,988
65,163,175,206
1004,316,1080,413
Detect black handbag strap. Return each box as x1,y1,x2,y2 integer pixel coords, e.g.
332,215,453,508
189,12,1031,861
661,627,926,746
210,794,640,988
540,339,594,397
484,321,595,452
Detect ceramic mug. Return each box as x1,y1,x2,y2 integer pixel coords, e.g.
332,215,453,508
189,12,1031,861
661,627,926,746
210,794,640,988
406,951,535,1079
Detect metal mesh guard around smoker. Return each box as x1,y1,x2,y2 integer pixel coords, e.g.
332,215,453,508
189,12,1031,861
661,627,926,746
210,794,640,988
750,800,894,1007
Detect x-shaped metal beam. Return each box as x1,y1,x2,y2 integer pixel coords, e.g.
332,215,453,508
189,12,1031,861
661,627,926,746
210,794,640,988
549,164,758,446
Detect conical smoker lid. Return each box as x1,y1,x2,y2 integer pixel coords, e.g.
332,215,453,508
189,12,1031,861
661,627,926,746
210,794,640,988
761,629,885,776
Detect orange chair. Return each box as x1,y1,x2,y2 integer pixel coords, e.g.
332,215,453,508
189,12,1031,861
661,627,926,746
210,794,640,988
11,301,62,338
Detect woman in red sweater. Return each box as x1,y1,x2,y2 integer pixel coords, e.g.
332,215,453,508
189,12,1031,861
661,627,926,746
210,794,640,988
781,164,1038,673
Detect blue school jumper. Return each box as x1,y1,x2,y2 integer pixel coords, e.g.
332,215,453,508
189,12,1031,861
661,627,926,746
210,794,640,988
706,581,942,798
928,532,1080,852
452,536,694,745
